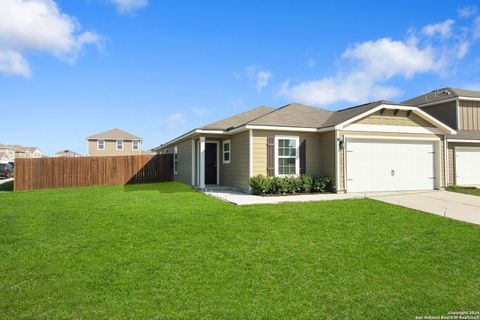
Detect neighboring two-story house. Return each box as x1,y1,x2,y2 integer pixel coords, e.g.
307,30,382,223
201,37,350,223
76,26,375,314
0,144,42,161
87,128,143,156
403,88,480,186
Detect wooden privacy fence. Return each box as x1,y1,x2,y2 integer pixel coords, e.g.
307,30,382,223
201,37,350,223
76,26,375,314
14,154,173,191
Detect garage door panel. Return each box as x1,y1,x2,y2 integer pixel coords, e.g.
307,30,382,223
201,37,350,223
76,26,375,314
346,139,436,192
456,147,480,185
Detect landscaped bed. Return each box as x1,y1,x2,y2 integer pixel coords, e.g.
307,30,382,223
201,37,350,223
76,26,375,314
0,182,479,319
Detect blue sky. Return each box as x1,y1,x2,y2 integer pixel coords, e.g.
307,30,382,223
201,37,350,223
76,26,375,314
1,0,480,155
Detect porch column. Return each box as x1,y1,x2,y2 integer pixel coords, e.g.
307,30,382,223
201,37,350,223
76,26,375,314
199,136,206,189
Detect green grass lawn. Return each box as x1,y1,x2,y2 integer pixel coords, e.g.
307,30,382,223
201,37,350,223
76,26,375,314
1,183,479,319
447,185,480,196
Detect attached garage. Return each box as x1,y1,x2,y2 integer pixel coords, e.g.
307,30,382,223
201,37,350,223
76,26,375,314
345,139,437,192
455,147,480,185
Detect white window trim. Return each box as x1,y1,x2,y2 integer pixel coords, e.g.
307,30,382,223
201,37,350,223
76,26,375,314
173,146,178,174
274,135,300,176
116,139,124,150
222,140,231,164
132,140,140,150
97,140,105,150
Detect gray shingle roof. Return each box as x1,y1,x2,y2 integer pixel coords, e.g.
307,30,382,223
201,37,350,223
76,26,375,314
402,87,480,106
200,106,275,130
87,128,142,140
249,103,334,128
55,150,81,156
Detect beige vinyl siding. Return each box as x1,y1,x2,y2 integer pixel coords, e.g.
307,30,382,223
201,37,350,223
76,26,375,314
172,139,192,185
355,109,432,127
338,131,446,192
459,100,480,130
88,139,142,156
219,131,249,191
252,130,334,179
420,100,458,129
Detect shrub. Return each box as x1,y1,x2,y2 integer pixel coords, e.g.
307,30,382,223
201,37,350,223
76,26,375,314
249,175,271,195
249,175,332,195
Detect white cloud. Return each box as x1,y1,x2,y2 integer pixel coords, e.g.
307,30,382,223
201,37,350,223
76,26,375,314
244,65,272,92
458,6,477,18
0,50,30,77
191,107,210,117
108,0,148,14
473,17,480,41
164,112,186,130
456,41,470,59
422,19,455,38
0,0,102,77
307,58,316,68
280,38,438,106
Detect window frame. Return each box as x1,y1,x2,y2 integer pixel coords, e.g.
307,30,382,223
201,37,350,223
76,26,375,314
274,135,300,176
222,140,231,164
97,139,105,150
132,140,140,150
116,139,124,151
173,146,178,174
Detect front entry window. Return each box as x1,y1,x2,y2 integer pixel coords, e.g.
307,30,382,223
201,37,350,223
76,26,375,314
276,136,299,175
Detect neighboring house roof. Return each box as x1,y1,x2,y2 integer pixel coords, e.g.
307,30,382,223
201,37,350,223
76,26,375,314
447,130,480,141
0,144,40,153
55,150,81,157
87,128,142,140
200,106,275,130
402,87,480,106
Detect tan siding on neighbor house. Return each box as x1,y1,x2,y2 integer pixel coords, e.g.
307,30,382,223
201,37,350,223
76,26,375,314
219,131,249,191
420,100,458,129
355,109,432,127
88,140,142,156
459,100,480,130
338,131,446,192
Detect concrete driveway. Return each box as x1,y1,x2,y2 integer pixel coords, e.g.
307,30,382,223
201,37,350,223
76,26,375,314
369,191,480,226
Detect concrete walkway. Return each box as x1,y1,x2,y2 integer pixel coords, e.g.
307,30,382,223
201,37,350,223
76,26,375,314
370,191,480,225
205,189,480,226
204,189,364,205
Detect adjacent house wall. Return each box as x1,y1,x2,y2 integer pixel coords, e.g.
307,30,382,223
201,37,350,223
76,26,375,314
446,141,480,185
88,139,142,156
420,100,458,129
458,100,480,130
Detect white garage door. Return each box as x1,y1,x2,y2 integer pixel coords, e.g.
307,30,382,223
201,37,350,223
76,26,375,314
346,139,436,192
455,147,480,185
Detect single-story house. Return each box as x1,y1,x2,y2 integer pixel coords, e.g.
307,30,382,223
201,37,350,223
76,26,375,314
153,101,455,193
403,87,480,186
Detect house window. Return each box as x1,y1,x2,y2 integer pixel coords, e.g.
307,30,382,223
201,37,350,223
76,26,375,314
132,140,140,150
275,136,299,176
223,140,231,164
173,146,178,174
116,140,124,150
97,140,105,150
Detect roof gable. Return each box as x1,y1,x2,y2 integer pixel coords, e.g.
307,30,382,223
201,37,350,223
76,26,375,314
87,128,142,140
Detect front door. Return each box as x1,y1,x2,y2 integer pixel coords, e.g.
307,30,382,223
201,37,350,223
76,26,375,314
205,143,217,184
